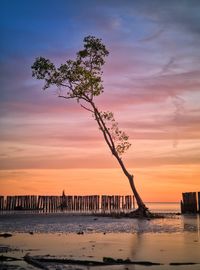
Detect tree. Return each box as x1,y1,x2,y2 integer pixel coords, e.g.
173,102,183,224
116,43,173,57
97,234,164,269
32,36,150,217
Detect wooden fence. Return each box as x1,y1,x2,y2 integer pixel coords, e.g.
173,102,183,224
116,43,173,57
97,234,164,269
0,195,135,213
181,192,200,213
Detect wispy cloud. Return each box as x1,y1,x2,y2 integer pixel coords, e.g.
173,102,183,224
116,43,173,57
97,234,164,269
0,0,200,197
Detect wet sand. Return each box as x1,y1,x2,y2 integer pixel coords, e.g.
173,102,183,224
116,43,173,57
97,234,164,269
0,213,200,269
1,231,200,269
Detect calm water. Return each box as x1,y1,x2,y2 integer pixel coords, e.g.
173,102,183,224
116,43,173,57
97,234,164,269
0,202,199,234
0,202,200,270
145,202,180,213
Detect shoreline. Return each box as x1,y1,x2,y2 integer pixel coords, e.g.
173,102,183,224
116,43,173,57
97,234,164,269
0,212,199,269
0,231,200,269
0,212,199,234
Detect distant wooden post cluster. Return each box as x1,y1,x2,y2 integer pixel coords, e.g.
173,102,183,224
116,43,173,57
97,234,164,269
181,192,200,214
0,195,135,213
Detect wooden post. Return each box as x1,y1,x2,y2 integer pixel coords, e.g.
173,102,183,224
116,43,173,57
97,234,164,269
105,195,108,211
78,196,80,212
97,195,100,212
88,196,91,211
58,196,62,211
122,195,125,210
47,196,50,212
54,196,57,211
132,195,135,209
120,195,122,211
37,196,41,210
64,196,67,211
53,196,56,212
68,196,72,211
30,195,33,209
24,196,27,209
0,196,4,210
83,196,86,212
182,193,188,213
22,196,24,208
42,196,45,211
33,196,37,210
49,196,51,212
16,196,19,209
10,196,13,210
87,195,89,211
101,195,105,212
2,193,135,213
6,196,10,210
110,196,114,211
43,196,46,212
182,192,197,213
191,192,197,213
117,195,121,212
13,196,16,209
129,195,132,210
10,196,14,210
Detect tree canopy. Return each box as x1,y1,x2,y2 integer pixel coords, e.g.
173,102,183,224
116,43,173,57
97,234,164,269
32,36,131,157
32,35,149,217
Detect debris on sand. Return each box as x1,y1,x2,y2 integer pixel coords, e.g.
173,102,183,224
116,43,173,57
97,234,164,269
0,233,13,238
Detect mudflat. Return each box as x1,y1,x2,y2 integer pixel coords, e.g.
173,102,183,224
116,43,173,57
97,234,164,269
0,213,200,269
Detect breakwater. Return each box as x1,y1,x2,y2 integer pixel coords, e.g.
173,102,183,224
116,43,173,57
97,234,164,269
0,195,135,213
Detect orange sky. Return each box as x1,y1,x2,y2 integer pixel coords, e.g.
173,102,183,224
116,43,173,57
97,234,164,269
1,96,199,201
0,164,199,201
1,1,200,202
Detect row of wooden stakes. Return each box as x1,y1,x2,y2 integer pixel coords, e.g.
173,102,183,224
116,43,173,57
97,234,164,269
0,195,135,212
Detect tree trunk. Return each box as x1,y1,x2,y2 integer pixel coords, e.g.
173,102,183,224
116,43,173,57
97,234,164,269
110,152,150,217
127,174,150,217
128,175,145,207
90,103,150,217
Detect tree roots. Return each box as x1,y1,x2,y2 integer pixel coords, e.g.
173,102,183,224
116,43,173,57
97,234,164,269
129,206,155,219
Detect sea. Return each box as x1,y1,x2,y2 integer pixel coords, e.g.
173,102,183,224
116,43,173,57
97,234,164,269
0,202,200,270
0,202,199,234
145,201,180,213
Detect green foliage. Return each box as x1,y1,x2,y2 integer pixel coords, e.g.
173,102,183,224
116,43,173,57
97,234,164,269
31,35,109,99
32,36,131,156
100,111,131,155
31,57,56,89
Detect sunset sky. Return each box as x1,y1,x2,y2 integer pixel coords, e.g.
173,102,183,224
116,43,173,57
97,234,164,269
0,0,200,202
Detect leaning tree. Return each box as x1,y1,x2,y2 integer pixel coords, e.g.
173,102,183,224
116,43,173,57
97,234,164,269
32,36,150,217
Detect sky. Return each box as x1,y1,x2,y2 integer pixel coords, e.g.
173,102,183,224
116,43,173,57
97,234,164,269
0,0,200,202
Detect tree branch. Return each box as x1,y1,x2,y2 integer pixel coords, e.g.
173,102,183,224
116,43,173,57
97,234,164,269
80,104,94,113
93,110,114,153
58,95,74,100
60,83,72,89
91,102,116,151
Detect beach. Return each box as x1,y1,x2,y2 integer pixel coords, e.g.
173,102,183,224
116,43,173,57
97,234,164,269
0,203,200,269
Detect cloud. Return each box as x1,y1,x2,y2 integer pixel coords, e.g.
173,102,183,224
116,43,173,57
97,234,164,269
1,0,200,176
139,27,166,42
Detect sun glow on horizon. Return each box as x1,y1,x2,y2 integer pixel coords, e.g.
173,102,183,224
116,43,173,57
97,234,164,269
1,164,199,202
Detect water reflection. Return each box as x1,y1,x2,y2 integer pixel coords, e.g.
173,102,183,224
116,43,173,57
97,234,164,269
182,214,200,234
129,230,200,264
127,215,200,264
